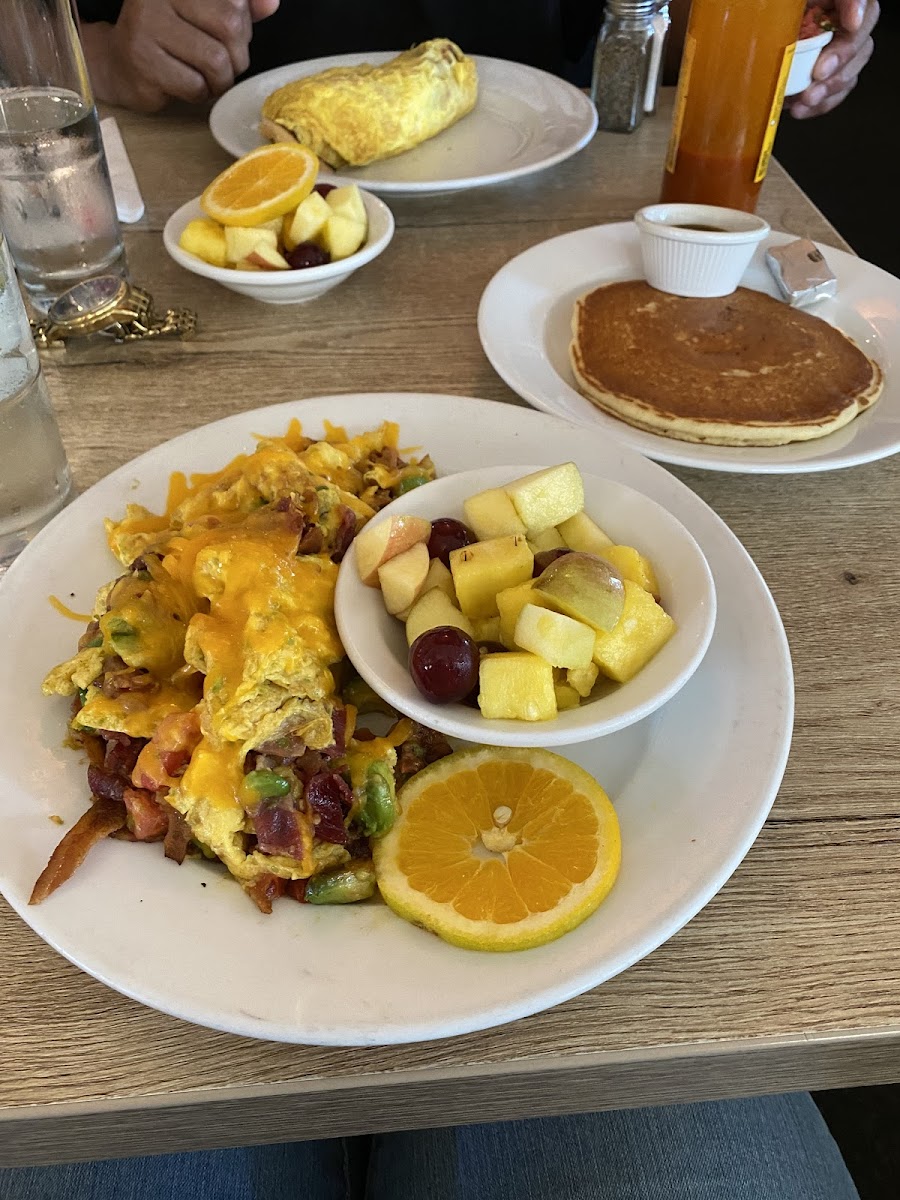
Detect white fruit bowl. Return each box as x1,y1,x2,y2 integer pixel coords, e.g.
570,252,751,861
162,190,394,305
335,465,717,748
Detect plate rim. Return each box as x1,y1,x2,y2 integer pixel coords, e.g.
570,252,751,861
477,221,900,475
209,52,598,194
0,393,794,1044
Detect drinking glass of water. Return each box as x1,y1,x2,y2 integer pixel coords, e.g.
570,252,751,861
0,0,127,314
0,233,72,571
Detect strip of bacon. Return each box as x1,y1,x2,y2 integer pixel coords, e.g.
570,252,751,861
29,798,126,904
245,873,287,914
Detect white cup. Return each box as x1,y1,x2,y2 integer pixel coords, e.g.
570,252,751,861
634,204,770,298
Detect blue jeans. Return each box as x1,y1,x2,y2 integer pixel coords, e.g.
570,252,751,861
0,1093,859,1200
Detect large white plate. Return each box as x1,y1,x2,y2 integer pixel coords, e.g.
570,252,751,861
209,53,597,194
478,223,900,474
0,395,792,1045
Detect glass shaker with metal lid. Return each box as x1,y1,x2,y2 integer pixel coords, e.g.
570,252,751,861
591,1,670,134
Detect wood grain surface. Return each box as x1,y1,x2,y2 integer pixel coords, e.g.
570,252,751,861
1,93,898,1167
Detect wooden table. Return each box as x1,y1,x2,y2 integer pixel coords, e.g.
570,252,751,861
2,95,898,1168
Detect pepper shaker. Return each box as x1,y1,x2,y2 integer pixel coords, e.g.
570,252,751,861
591,0,667,134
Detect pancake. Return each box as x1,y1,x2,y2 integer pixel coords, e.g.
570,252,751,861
260,40,478,170
569,281,883,446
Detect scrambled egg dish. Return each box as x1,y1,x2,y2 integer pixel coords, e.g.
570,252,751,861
35,420,451,912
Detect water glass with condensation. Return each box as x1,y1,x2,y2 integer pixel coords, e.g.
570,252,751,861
0,233,72,572
0,0,127,313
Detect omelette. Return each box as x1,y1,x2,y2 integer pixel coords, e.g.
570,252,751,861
260,39,478,169
35,421,451,913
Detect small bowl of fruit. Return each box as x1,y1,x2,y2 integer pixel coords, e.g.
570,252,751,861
335,463,716,747
163,143,394,304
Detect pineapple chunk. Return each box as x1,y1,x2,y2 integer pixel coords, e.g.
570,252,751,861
422,557,457,603
592,580,676,683
472,615,501,643
504,463,584,533
554,683,582,711
478,653,557,722
449,535,533,620
497,580,538,648
557,510,613,555
600,545,660,598
513,604,595,670
463,488,527,541
567,663,599,698
179,217,227,268
528,526,566,553
405,588,474,646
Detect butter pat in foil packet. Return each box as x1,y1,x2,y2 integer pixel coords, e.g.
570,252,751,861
766,239,837,307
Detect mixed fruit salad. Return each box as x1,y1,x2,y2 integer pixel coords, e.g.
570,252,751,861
178,143,369,273
356,463,676,719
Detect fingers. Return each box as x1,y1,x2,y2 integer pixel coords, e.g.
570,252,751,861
791,33,874,117
174,0,253,78
250,0,281,19
789,0,878,118
159,16,239,94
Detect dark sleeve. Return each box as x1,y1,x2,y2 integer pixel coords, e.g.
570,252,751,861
76,1,123,21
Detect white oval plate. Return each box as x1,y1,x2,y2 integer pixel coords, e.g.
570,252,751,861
478,222,900,474
210,53,597,195
336,465,716,747
0,395,792,1045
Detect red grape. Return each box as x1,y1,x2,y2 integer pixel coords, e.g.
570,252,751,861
313,182,336,197
286,242,331,270
409,627,480,704
533,548,571,576
428,517,475,567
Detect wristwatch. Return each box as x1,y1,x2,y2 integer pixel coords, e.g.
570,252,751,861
32,275,197,348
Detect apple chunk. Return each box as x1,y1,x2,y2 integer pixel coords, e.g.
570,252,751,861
533,552,625,633
504,463,584,533
355,515,431,586
463,487,527,541
244,243,290,270
557,510,613,555
318,213,366,261
405,589,474,646
283,192,332,251
513,604,595,670
326,184,367,225
224,225,277,264
378,542,430,615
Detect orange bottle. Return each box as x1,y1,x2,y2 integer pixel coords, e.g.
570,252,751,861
661,0,807,212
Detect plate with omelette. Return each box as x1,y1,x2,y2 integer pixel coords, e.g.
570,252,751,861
209,40,597,194
478,223,899,474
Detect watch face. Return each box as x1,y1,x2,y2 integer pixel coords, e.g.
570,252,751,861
48,275,126,324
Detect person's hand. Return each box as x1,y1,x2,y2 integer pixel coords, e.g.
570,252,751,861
82,0,280,113
790,0,879,118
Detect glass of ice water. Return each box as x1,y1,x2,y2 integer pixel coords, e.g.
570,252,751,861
0,233,72,572
0,0,127,314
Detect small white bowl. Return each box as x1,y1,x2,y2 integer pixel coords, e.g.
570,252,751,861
785,30,834,97
163,190,394,305
335,465,716,748
634,204,770,298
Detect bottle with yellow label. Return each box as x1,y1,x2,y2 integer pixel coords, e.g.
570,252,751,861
661,0,807,212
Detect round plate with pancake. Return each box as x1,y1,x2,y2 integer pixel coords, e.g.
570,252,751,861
209,53,597,195
0,395,791,1044
478,223,900,474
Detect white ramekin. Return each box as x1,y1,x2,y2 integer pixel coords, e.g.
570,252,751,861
634,204,771,298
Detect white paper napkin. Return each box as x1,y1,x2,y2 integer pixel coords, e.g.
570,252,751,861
100,116,145,223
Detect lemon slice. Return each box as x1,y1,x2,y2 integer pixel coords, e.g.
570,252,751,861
373,747,621,952
200,144,318,227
